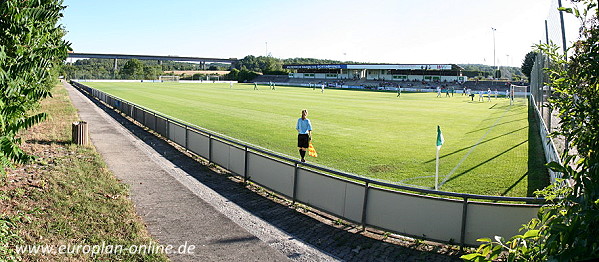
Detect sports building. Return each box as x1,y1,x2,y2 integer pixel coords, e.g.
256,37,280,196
283,64,467,82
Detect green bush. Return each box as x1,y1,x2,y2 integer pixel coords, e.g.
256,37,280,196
0,0,70,169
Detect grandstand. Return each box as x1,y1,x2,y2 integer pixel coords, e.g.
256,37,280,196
244,63,525,93
252,74,522,93
284,63,466,81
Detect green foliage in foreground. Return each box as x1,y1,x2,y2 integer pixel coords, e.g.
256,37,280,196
463,1,599,260
0,0,70,170
87,82,547,197
0,216,22,262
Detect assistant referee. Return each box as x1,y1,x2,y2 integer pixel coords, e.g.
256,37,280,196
296,109,312,162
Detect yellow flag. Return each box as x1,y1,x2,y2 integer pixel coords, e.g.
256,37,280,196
308,142,318,157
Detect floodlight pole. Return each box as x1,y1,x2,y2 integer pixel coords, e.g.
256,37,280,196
557,0,567,57
491,27,497,75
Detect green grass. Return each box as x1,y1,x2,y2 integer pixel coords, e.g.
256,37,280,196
86,82,548,197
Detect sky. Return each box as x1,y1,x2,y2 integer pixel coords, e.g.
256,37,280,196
61,0,581,67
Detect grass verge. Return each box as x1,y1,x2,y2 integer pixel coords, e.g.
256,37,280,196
0,82,167,261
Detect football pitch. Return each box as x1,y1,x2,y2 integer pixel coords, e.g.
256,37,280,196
85,82,548,197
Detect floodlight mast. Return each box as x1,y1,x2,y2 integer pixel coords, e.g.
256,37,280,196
491,27,496,70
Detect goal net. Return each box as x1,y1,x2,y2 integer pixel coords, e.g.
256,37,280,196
159,76,180,82
510,84,528,105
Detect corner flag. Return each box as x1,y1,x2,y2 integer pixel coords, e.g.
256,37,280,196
308,142,318,157
435,125,444,190
436,125,444,149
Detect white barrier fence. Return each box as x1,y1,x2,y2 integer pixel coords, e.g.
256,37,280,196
71,81,544,247
530,95,562,183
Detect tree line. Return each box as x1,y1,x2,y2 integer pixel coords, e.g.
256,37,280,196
61,58,231,80
62,55,527,83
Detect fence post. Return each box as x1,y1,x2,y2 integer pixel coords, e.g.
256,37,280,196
208,134,212,164
460,197,469,249
153,112,158,132
185,125,189,149
243,146,249,183
165,118,170,139
361,182,370,231
292,162,299,205
142,109,146,126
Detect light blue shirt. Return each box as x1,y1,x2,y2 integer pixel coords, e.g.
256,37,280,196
296,118,312,134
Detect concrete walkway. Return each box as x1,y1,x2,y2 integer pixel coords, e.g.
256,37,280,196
64,81,460,262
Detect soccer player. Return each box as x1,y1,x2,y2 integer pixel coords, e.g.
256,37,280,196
467,88,474,101
296,109,312,163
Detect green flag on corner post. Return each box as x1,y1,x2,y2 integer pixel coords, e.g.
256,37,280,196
435,125,444,190
436,125,444,149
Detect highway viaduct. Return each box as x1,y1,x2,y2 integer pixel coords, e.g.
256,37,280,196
67,52,238,70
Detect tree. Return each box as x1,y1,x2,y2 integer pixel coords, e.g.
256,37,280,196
225,68,239,81
235,55,286,74
521,51,537,80
0,0,70,169
237,69,259,83
463,1,599,260
120,59,144,79
143,65,161,80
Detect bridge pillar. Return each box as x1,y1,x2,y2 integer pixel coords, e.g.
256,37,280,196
113,59,118,79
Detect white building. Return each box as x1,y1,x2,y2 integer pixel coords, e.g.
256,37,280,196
284,64,467,82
